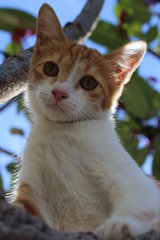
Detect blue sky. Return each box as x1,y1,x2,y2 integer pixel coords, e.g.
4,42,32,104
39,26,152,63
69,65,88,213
0,0,159,189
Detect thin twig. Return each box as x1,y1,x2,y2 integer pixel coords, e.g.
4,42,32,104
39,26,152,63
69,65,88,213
0,147,18,158
148,48,160,60
0,97,15,112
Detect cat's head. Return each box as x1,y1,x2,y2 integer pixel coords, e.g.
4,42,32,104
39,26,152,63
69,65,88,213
27,4,146,123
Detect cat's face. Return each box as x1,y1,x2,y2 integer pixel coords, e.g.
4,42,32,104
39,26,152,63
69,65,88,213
28,40,120,123
27,4,146,123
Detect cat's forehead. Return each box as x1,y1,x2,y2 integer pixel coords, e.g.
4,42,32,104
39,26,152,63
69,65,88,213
33,40,103,70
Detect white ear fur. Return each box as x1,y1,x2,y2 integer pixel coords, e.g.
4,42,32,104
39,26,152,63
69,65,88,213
36,3,65,42
119,41,147,73
105,41,147,86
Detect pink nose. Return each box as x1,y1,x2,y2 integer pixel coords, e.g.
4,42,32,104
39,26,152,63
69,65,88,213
52,89,69,102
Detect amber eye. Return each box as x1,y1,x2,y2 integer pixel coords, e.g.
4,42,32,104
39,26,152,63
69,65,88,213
43,61,59,76
79,76,98,91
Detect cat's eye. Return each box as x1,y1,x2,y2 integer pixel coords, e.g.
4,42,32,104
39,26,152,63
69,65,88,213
79,76,98,91
43,61,59,76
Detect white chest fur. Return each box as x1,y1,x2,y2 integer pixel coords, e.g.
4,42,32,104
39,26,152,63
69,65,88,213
19,114,160,231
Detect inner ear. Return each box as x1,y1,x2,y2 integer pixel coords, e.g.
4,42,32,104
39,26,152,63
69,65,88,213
104,41,147,87
36,4,65,43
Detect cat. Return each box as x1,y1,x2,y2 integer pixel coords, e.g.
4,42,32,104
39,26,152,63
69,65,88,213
12,3,160,239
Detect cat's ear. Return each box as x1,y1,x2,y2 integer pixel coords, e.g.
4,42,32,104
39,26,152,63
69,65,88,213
36,4,65,43
104,41,146,87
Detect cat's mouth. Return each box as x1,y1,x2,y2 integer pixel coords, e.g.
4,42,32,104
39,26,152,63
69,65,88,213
41,97,65,113
39,93,85,123
47,103,65,114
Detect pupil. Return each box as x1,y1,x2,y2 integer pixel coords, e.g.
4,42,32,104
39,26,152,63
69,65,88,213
88,79,92,86
51,65,54,71
50,64,55,72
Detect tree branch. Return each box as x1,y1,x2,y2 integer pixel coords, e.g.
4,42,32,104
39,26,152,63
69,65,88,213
148,48,160,60
0,147,18,158
0,190,101,240
0,96,16,112
0,0,105,104
63,0,104,43
0,190,160,240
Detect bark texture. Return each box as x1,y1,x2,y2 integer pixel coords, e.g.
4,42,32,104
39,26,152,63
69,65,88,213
0,190,160,240
0,190,101,240
0,0,104,103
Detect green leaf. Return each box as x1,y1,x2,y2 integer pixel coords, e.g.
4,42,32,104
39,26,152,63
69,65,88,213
0,8,36,32
7,162,17,174
6,42,22,56
133,148,148,166
142,27,158,43
115,0,151,24
123,22,141,36
90,21,127,51
115,0,152,37
117,122,138,153
117,119,148,166
152,138,160,180
10,127,24,136
122,75,160,120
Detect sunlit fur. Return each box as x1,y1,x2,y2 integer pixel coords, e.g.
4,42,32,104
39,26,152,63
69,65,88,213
13,4,160,239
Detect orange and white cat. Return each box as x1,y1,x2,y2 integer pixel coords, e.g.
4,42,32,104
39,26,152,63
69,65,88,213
12,4,160,239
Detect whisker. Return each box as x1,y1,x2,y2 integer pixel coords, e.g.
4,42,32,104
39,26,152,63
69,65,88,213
82,110,95,121
28,82,38,91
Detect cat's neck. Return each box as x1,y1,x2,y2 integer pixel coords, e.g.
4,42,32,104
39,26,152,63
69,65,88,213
31,111,129,161
28,110,143,189
32,111,139,173
32,110,115,134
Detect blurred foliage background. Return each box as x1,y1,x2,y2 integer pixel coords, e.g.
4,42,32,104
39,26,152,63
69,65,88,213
0,0,160,191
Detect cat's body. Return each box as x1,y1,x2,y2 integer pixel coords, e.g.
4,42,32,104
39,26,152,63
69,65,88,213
19,116,160,232
12,4,160,239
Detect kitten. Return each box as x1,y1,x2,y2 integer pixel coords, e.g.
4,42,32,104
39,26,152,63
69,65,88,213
12,3,160,239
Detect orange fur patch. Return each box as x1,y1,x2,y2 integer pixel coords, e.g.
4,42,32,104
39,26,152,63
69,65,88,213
13,182,41,217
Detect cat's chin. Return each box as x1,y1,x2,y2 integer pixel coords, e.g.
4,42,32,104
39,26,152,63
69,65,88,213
46,113,69,123
39,104,69,123
38,105,91,123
